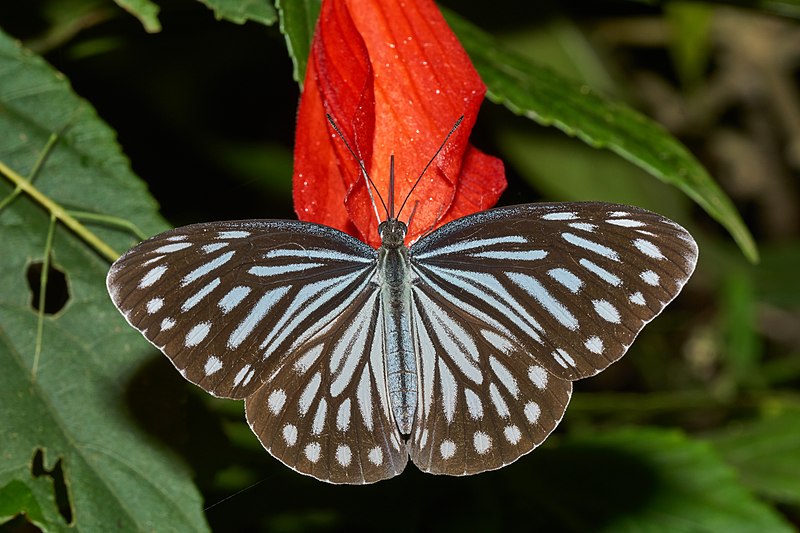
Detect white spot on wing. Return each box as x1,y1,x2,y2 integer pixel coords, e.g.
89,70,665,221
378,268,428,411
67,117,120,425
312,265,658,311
185,322,211,347
202,242,228,253
154,242,192,253
562,233,619,261
218,230,250,239
160,317,175,331
528,366,548,390
218,286,251,313
227,286,290,349
368,447,383,465
524,402,541,424
543,211,577,220
141,255,164,266
593,299,621,323
336,444,352,466
552,348,575,368
440,439,456,459
282,424,297,446
294,345,324,374
489,383,510,418
438,360,458,423
629,292,646,305
481,330,514,353
579,258,622,286
490,357,519,397
473,431,492,454
298,372,321,415
264,247,372,263
464,388,484,420
182,278,221,312
569,222,596,232
414,235,526,259
312,399,327,435
204,356,222,375
634,238,665,259
268,389,286,414
182,251,235,286
548,268,583,293
357,368,374,431
139,265,167,288
248,263,324,277
419,429,429,449
470,249,547,261
504,425,522,445
304,442,321,463
507,272,579,331
641,270,661,286
585,336,604,354
336,399,351,431
233,365,252,387
607,218,644,228
146,298,163,314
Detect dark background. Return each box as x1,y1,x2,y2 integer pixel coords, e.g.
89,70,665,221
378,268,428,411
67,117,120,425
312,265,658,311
2,0,798,530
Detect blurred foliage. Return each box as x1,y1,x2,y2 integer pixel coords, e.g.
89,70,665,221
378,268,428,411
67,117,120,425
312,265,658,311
0,0,799,531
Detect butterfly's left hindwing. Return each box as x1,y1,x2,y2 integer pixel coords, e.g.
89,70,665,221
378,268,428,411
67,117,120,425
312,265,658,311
106,220,377,401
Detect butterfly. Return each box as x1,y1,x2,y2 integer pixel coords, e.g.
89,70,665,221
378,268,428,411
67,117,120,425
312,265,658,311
107,188,697,483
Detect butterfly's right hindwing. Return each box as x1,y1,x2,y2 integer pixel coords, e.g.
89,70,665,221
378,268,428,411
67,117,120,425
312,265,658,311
106,220,378,401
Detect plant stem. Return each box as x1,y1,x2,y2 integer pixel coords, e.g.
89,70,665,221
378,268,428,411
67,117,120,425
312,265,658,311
0,158,119,262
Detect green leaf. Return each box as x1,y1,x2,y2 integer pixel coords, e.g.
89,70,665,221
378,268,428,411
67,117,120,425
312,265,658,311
276,0,321,86
0,480,46,528
752,243,800,309
497,127,690,219
708,405,800,505
195,0,277,26
445,9,759,263
518,428,793,531
113,0,161,33
719,270,763,386
665,2,714,88
0,30,209,531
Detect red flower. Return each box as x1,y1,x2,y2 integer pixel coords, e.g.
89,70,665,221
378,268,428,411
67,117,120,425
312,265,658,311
293,0,506,247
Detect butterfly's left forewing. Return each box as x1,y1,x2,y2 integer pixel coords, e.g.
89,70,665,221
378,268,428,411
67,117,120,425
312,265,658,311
106,220,378,400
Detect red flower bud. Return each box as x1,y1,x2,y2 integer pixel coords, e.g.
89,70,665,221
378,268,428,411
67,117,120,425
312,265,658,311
293,0,506,247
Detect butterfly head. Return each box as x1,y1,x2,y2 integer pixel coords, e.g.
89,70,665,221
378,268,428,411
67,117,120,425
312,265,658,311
378,219,407,249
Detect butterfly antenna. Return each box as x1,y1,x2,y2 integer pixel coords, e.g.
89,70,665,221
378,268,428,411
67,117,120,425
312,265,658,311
405,199,419,232
388,155,396,220
326,114,388,221
396,115,464,219
360,161,383,226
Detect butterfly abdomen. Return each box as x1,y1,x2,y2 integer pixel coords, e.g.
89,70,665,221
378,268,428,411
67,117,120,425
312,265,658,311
379,240,417,436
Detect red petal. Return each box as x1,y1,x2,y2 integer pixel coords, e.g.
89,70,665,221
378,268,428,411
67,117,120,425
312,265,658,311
293,0,506,247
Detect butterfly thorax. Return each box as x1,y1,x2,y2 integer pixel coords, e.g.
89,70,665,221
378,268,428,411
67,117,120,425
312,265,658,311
377,218,417,436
